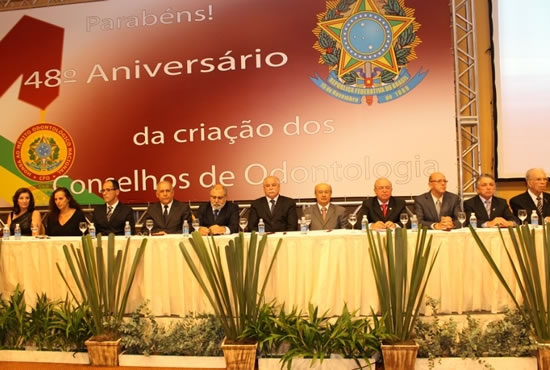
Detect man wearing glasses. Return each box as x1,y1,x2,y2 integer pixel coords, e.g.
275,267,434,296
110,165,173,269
196,184,240,235
414,172,461,230
91,179,135,235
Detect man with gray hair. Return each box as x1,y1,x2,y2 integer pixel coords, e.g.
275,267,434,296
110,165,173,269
510,168,550,224
464,174,517,227
196,184,239,235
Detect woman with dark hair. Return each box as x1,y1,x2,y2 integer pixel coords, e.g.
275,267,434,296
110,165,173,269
7,187,42,236
45,187,87,236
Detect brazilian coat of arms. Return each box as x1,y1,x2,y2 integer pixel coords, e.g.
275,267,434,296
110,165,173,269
312,0,427,104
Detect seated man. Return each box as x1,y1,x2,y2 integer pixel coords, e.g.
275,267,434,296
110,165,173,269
510,168,550,224
91,179,135,235
414,172,461,230
358,177,406,230
144,180,193,235
248,176,298,232
305,183,347,230
464,174,517,227
196,184,239,235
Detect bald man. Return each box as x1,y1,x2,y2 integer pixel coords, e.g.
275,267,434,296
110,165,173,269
357,178,406,230
510,168,550,224
414,172,461,230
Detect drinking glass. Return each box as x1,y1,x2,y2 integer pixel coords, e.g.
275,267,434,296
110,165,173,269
192,218,200,232
400,213,409,227
239,217,248,232
348,214,357,230
145,219,154,236
79,222,88,236
518,209,527,225
457,211,466,228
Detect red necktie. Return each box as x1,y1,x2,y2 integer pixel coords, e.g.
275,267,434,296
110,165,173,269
381,204,387,217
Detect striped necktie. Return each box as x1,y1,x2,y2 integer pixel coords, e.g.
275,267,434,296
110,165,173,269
537,197,543,217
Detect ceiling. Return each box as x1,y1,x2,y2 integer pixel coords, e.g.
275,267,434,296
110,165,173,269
0,0,102,12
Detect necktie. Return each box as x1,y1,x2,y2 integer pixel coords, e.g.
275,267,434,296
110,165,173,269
214,209,219,220
435,199,441,218
106,206,113,222
270,199,276,214
163,205,169,223
484,200,491,217
537,196,543,217
381,204,387,217
321,206,327,221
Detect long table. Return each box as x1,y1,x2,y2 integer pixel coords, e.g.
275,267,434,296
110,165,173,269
0,228,538,316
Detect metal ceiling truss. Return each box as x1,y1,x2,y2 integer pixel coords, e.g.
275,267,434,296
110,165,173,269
452,0,482,201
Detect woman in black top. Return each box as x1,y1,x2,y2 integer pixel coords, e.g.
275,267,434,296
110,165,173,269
45,187,86,236
7,188,43,236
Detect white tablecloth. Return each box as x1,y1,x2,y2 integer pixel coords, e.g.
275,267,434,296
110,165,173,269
0,228,538,316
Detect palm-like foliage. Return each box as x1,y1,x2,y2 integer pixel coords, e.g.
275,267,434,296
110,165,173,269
179,231,282,342
367,226,439,343
56,233,147,337
470,224,550,342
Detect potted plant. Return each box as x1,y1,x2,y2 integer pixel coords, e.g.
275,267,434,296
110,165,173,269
367,226,439,370
470,224,550,369
179,231,282,370
56,233,147,366
253,303,385,370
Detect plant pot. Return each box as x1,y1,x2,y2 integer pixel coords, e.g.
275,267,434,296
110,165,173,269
538,344,550,370
85,337,121,366
381,343,419,370
221,338,258,370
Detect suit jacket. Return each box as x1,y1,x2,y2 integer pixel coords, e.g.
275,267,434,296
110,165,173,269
196,202,240,234
414,191,461,229
357,197,407,227
144,199,193,234
305,203,347,231
91,202,135,236
248,195,298,232
510,191,550,224
463,195,519,227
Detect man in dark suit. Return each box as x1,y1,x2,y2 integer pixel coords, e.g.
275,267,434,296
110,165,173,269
414,172,461,230
196,184,239,235
464,174,517,227
305,183,347,230
248,176,298,232
144,180,193,234
358,177,407,230
91,179,135,236
510,168,550,224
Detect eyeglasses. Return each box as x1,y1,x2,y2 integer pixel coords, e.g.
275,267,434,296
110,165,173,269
430,179,448,184
100,188,115,193
210,195,225,200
